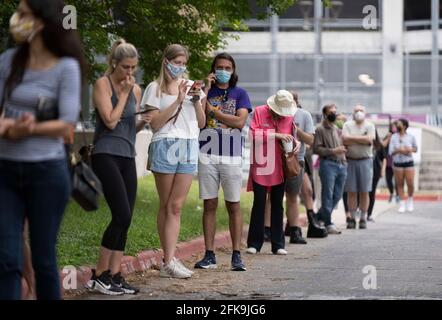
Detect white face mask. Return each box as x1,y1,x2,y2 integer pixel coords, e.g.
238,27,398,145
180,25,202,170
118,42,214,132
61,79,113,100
354,111,365,121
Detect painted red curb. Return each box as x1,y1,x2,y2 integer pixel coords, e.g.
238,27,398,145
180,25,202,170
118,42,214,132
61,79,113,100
375,194,442,201
57,216,308,295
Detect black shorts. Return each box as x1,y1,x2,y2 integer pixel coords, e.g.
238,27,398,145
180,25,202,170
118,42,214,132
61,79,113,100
393,161,414,168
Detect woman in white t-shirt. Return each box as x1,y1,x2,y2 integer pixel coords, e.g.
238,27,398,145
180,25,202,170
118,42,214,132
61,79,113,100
141,44,205,278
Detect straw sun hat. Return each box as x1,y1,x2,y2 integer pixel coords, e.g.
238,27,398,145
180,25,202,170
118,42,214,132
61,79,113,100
267,89,298,116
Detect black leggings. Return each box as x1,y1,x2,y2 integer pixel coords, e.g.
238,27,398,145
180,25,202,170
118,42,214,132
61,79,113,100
368,166,382,217
386,166,397,196
92,154,137,251
247,181,285,253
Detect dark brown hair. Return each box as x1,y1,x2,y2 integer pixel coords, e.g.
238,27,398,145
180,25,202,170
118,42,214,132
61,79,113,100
210,52,238,87
4,0,87,99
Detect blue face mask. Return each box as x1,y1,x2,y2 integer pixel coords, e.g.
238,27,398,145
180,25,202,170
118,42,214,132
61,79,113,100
166,61,187,78
215,69,231,84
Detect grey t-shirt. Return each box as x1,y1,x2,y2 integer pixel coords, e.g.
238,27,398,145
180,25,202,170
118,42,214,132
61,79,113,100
0,48,81,162
342,120,376,159
293,108,315,161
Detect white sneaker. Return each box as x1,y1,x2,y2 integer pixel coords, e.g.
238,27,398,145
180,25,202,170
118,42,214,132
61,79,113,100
275,249,288,255
246,247,257,254
406,198,414,212
173,257,194,275
398,200,406,213
160,259,191,279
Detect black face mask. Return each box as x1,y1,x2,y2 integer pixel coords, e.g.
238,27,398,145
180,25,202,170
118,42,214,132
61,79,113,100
326,113,337,122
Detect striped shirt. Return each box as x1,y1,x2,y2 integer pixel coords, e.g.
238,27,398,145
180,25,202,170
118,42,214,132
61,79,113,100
0,48,81,162
388,132,417,164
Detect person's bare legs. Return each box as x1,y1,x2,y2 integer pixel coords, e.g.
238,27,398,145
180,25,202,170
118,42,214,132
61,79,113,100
225,201,242,251
285,193,300,227
405,168,415,197
300,173,314,211
202,198,218,251
348,192,358,213
162,174,193,264
394,169,406,200
153,173,175,261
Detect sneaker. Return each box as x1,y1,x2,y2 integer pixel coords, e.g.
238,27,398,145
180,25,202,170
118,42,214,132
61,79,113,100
160,259,191,279
395,195,400,204
326,224,342,234
112,272,139,294
406,198,414,212
398,200,406,213
85,269,124,295
388,194,394,203
359,219,367,229
194,252,217,269
274,248,288,255
367,216,375,222
231,253,246,271
173,257,194,275
246,247,257,254
346,217,356,229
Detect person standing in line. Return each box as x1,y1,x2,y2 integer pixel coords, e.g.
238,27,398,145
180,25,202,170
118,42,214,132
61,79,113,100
195,53,252,271
342,105,375,229
313,104,348,235
141,44,206,278
385,121,399,203
0,0,85,300
367,129,388,222
86,39,150,295
389,118,417,213
246,90,300,255
284,91,326,243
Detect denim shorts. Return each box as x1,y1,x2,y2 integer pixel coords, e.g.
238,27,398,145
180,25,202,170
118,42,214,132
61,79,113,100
148,138,198,175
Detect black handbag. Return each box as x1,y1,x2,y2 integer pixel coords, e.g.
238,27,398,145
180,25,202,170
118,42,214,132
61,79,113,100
71,159,103,211
69,115,103,211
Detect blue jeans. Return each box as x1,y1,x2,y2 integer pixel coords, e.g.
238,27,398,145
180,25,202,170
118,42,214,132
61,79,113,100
317,159,347,226
0,159,71,300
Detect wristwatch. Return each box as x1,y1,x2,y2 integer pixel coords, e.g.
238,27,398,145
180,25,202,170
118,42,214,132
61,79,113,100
208,110,216,118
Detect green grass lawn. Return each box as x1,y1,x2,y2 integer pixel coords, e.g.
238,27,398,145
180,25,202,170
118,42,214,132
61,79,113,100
57,175,254,268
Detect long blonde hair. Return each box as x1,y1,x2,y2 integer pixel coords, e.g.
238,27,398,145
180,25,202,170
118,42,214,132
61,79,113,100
156,44,189,97
105,38,138,75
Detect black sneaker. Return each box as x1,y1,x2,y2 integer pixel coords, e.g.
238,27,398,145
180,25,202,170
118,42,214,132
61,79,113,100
194,252,217,269
112,272,140,294
346,217,356,229
359,219,367,229
85,269,124,296
231,252,246,271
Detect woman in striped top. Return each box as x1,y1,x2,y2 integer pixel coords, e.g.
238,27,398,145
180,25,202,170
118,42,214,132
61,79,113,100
0,0,85,300
388,118,417,213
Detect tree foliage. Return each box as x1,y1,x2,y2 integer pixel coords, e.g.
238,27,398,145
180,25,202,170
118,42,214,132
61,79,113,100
1,0,303,84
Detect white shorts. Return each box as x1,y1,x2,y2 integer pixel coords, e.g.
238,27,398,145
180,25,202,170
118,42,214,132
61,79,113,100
198,158,243,203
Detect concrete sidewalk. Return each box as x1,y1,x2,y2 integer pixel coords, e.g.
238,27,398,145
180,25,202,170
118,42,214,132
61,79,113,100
59,197,398,298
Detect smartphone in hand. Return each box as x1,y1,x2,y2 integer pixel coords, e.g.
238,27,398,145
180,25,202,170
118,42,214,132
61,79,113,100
188,80,203,95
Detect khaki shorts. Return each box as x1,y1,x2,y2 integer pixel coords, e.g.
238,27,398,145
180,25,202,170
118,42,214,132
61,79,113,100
198,159,243,203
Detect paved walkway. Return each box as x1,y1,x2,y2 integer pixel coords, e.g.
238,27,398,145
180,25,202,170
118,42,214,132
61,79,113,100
76,200,442,300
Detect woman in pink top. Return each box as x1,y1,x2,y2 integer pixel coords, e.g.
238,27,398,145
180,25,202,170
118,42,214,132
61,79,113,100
246,90,300,255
